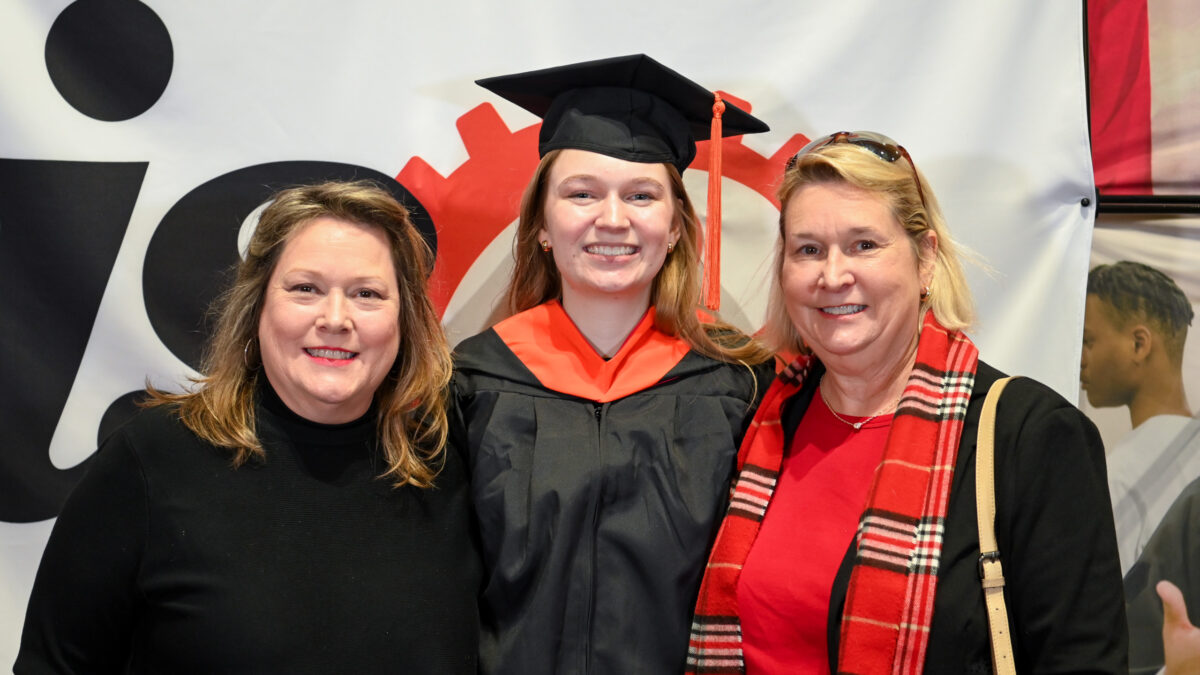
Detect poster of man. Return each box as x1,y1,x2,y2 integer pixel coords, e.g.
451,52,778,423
1084,216,1200,673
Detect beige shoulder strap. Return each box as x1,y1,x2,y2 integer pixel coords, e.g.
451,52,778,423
977,375,1017,675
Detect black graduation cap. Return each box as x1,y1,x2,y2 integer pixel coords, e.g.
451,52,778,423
475,53,769,174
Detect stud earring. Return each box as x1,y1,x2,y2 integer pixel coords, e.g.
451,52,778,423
920,285,930,301
540,240,551,252
667,241,675,252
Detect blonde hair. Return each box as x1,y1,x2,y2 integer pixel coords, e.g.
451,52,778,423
763,141,975,354
146,180,452,488
498,149,771,365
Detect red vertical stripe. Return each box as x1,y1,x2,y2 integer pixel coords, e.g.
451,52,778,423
1088,0,1153,195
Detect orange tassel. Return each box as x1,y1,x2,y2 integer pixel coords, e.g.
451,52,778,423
704,93,724,311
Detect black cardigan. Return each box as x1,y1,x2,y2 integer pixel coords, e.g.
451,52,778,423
778,361,1127,673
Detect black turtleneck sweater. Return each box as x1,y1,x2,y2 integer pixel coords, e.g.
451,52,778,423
16,387,480,674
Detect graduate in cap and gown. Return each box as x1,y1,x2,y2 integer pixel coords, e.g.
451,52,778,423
452,54,774,674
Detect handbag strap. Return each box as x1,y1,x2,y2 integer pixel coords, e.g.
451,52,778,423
976,375,1017,675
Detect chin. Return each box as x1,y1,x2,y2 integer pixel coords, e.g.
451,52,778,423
303,386,369,410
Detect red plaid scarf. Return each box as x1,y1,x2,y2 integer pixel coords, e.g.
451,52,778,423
687,312,979,674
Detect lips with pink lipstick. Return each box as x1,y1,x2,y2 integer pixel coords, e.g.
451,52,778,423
584,243,638,257
304,347,358,364
821,304,866,316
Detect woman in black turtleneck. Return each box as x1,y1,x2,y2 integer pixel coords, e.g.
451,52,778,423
16,181,480,675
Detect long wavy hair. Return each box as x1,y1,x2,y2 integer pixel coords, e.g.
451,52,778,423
498,149,772,365
146,180,452,488
763,141,975,355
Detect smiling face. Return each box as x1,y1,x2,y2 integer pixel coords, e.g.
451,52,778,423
779,181,935,373
1080,293,1137,408
258,216,401,424
538,149,680,312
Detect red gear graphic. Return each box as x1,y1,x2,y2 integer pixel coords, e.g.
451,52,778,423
396,103,540,314
398,96,810,316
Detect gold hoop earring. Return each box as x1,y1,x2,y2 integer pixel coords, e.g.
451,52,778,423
243,338,256,369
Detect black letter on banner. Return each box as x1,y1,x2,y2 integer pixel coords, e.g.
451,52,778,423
144,162,436,370
0,159,147,523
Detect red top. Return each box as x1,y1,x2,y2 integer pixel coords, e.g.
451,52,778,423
736,388,891,673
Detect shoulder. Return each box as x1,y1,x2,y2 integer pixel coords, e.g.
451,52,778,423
451,328,503,366
1128,475,1200,589
52,408,196,530
113,403,194,439
956,362,1107,509
92,404,191,462
962,364,1110,540
93,404,233,487
667,349,773,399
451,328,544,399
452,328,525,376
107,404,210,454
968,361,1090,433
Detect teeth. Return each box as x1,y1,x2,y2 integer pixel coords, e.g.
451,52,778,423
306,348,355,359
586,245,637,256
822,305,865,315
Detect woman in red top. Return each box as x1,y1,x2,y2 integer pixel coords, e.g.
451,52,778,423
688,131,1127,673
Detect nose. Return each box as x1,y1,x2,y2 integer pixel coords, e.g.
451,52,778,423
316,291,351,332
817,249,852,290
595,193,630,230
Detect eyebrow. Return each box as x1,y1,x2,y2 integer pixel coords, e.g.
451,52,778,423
277,268,390,285
557,174,666,189
786,225,880,239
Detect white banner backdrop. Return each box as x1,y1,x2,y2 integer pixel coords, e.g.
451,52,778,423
0,0,1093,665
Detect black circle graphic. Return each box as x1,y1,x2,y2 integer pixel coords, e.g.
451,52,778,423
45,0,173,121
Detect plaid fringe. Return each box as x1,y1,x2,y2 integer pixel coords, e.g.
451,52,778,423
687,615,745,674
687,313,979,675
726,465,779,521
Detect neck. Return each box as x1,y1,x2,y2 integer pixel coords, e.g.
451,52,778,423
560,291,652,358
819,338,918,417
1128,372,1192,428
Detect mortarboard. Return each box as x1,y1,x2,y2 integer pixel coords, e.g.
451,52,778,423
477,54,769,310
476,53,768,174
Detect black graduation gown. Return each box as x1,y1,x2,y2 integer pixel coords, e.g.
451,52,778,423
452,303,771,674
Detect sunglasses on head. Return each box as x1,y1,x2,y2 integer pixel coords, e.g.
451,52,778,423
786,130,928,211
